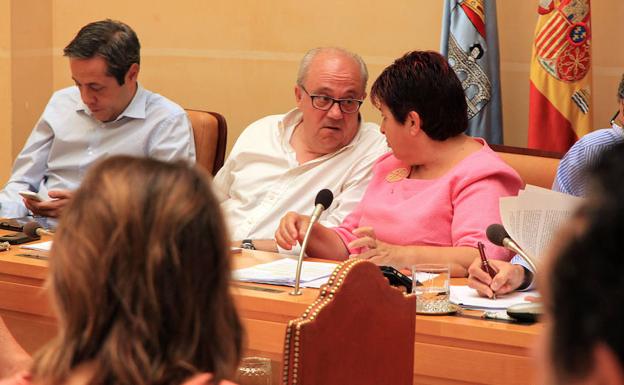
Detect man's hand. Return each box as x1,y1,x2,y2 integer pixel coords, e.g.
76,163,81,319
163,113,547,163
275,212,310,250
467,257,526,298
348,227,404,268
23,189,73,218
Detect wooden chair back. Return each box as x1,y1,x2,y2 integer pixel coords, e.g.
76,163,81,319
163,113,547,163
186,109,227,175
491,144,563,188
282,260,416,385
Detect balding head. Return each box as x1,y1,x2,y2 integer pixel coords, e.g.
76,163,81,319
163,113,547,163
297,47,368,95
292,47,368,160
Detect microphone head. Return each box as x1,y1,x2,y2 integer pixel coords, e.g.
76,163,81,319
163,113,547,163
23,221,42,238
314,189,334,210
486,224,509,247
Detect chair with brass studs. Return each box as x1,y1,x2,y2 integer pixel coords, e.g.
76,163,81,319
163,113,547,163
282,259,416,385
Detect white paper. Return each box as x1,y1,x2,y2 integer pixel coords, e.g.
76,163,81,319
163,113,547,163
450,285,539,310
499,185,583,262
20,241,53,252
300,276,332,289
233,258,337,287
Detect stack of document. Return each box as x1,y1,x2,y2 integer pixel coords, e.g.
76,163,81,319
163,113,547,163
233,258,338,289
450,285,539,310
499,185,582,261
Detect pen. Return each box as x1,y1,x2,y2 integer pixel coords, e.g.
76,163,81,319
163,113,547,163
477,241,497,299
16,253,48,260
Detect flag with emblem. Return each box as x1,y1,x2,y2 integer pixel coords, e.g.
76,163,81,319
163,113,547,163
528,0,592,153
441,0,503,144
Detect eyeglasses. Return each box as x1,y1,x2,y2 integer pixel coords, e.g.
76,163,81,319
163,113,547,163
300,85,363,114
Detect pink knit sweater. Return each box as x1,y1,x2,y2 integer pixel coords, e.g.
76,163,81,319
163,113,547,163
334,141,523,260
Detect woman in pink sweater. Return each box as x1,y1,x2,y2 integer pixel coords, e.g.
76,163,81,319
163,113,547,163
276,51,522,276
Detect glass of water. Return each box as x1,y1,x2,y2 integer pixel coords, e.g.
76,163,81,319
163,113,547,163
412,263,451,314
235,356,272,385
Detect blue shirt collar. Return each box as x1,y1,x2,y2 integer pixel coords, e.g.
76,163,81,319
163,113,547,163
75,83,146,121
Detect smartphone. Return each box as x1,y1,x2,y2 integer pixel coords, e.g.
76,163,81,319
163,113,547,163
0,216,56,232
0,219,23,232
0,232,36,244
18,190,46,202
380,266,416,294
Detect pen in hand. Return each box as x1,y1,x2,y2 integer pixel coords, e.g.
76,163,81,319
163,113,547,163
477,241,497,299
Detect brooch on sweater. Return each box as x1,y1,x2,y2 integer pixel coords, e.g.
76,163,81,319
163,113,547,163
386,167,409,183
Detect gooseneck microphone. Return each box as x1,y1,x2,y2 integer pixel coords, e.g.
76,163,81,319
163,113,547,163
486,224,537,272
23,222,54,239
290,189,334,296
309,189,333,225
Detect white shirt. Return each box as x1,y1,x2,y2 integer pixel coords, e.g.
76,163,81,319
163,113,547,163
0,85,195,218
213,108,388,246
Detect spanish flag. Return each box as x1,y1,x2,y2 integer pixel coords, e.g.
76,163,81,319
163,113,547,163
528,0,593,153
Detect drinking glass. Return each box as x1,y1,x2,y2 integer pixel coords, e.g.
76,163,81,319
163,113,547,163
412,263,451,314
235,356,272,385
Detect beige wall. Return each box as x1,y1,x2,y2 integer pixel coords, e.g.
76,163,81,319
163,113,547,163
0,0,11,183
1,0,623,184
47,0,442,155
11,0,53,157
1,0,54,184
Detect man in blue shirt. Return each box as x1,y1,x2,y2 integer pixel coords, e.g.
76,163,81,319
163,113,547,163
0,20,195,219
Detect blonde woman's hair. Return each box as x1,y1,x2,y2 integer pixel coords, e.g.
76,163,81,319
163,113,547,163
31,156,242,385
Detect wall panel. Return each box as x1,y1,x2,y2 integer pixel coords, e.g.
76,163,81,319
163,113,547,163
1,0,622,185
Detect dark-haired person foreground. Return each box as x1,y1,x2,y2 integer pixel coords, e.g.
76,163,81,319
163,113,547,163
536,142,624,385
0,156,241,385
0,19,195,219
276,51,522,276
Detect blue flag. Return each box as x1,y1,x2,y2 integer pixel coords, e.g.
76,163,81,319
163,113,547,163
441,0,503,144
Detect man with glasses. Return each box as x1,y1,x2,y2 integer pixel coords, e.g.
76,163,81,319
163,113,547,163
213,47,387,252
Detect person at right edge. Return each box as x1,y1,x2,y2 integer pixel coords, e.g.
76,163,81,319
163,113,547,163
536,141,624,385
468,74,624,297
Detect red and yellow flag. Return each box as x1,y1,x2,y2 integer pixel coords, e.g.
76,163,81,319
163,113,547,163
528,0,592,153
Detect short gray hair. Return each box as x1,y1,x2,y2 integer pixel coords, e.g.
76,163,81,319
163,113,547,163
296,47,368,93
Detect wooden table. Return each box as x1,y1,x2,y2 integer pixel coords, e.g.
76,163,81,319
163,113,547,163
233,251,541,385
0,237,540,384
0,233,55,353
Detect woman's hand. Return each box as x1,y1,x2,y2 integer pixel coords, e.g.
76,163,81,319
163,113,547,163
348,227,405,268
467,257,527,298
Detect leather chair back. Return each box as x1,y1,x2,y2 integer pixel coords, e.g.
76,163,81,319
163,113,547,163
282,260,416,385
491,144,562,188
186,109,227,175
